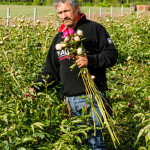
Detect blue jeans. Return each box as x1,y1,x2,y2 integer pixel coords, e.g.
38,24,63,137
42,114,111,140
68,93,106,150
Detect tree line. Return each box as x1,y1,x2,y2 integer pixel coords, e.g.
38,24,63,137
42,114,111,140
0,0,149,7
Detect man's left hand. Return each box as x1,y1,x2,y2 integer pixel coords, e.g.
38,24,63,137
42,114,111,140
75,55,88,68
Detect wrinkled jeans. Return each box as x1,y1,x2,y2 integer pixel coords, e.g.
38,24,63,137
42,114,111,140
68,93,106,150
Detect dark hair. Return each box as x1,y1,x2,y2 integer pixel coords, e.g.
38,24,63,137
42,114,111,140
53,0,78,9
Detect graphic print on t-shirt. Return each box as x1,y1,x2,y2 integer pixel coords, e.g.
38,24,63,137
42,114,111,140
56,49,69,61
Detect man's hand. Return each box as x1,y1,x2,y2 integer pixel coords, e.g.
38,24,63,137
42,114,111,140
75,54,88,68
24,88,35,100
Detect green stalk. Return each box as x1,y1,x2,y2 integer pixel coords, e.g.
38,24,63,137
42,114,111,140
2,48,21,89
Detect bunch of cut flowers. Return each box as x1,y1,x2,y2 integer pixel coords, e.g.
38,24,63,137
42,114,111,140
55,28,119,148
55,28,86,62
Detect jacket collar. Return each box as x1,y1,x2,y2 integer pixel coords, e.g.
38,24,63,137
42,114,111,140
58,13,85,33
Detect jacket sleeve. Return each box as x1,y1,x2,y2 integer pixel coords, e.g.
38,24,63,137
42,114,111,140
87,25,118,69
32,37,60,92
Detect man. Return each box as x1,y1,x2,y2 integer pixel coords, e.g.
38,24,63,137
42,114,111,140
28,0,118,149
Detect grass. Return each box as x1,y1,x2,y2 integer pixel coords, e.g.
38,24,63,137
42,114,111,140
0,5,56,18
0,5,130,18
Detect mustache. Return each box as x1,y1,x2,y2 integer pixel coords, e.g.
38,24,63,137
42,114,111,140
62,17,71,22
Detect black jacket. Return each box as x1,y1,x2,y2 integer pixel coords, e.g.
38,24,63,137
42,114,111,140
33,14,118,96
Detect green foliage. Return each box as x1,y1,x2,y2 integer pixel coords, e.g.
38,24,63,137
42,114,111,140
100,12,150,149
0,11,150,149
134,112,150,149
0,0,149,7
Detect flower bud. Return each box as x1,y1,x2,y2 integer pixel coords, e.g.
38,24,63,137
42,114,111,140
77,30,83,36
18,24,21,28
64,36,69,42
91,75,95,80
74,36,80,42
3,36,9,41
128,103,131,107
20,19,24,23
0,41,4,45
127,56,132,61
36,20,40,23
55,44,62,50
12,25,17,28
123,75,126,78
77,47,83,55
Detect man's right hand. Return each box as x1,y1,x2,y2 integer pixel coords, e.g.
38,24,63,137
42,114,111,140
24,88,35,100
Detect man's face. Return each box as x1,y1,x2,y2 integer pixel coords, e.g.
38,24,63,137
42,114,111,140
56,2,79,28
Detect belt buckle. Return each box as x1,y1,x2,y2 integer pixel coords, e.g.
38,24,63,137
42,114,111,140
64,96,69,103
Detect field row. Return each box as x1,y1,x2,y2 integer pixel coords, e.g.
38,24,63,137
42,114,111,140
0,5,131,18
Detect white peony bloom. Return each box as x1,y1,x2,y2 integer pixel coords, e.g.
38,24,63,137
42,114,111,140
55,44,62,50
77,47,83,55
77,30,83,36
74,36,80,42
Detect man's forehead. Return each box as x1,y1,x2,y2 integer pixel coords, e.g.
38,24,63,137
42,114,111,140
56,2,71,7
56,3,73,11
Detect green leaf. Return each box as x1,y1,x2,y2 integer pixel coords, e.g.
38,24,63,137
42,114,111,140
69,63,77,71
138,147,146,150
74,136,82,143
0,141,9,150
31,122,45,133
17,147,26,150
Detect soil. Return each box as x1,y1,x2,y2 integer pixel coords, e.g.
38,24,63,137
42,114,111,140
0,11,149,26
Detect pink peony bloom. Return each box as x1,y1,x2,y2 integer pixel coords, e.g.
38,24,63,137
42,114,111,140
69,28,74,35
63,31,69,37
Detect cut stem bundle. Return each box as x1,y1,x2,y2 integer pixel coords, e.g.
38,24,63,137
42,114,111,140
80,67,120,148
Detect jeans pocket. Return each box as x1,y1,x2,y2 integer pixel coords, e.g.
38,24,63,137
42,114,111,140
75,99,91,114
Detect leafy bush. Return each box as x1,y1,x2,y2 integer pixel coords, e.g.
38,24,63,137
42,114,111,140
0,11,149,149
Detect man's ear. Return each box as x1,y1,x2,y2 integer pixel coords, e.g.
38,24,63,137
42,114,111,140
75,5,79,13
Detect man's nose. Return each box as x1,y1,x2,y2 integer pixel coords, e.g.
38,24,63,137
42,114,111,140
62,12,67,19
